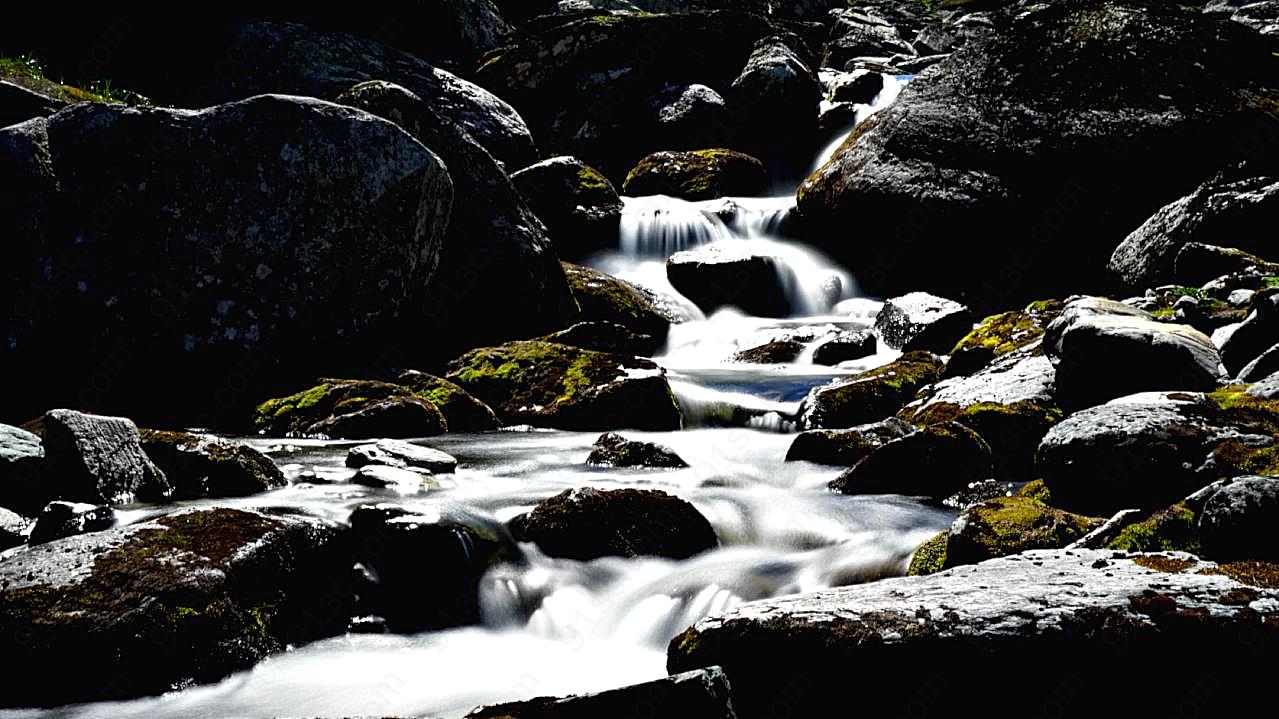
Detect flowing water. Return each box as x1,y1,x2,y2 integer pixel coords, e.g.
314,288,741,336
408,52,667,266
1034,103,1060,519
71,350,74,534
1,72,944,719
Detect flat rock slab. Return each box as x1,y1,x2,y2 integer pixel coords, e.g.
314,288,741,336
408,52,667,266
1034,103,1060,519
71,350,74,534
669,549,1279,718
346,439,459,474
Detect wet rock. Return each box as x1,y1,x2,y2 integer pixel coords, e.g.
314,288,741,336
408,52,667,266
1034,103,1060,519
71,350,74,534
823,10,914,69
0,80,64,128
0,507,26,550
1110,175,1279,289
351,465,435,491
349,503,518,632
1173,242,1279,288
510,488,717,560
668,549,1279,718
563,262,690,343
139,429,285,500
254,380,447,439
27,501,115,545
35,410,169,513
944,497,1103,568
0,423,44,515
946,300,1062,376
394,370,503,433
0,508,352,706
912,9,998,55
539,321,661,357
1221,289,1279,376
586,432,688,469
1200,476,1279,561
1240,344,1279,383
830,71,884,105
800,351,942,429
466,666,737,719
1043,297,1224,409
811,331,876,366
345,439,459,474
873,292,974,353
446,341,682,431
511,156,623,261
623,149,769,201
729,37,821,177
667,244,795,317
731,340,806,364
784,417,915,466
829,422,993,498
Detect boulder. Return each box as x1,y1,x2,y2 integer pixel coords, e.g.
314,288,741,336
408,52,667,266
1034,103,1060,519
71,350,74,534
349,503,518,631
1043,297,1225,409
1251,372,1279,399
1096,502,1202,555
31,410,169,514
1221,288,1279,376
945,299,1062,376
394,370,504,432
345,439,459,474
873,292,974,353
1239,343,1279,382
1200,475,1279,561
0,423,44,514
0,79,65,128
539,321,661,357
829,422,993,498
253,380,447,439
1173,242,1279,288
337,80,577,356
822,10,915,69
1110,175,1279,289
785,417,915,466
912,9,998,55
466,666,737,719
2,95,451,428
351,465,436,491
800,351,942,429
511,156,623,261
0,508,352,706
943,496,1103,568
797,0,1279,308
668,549,1279,718
586,432,688,468
0,118,57,358
563,262,690,343
511,488,716,560
623,149,769,201
26,501,115,545
811,330,876,365
730,339,806,364
829,70,884,105
905,530,948,576
729,37,821,178
649,83,733,151
446,341,683,430
139,429,286,500
0,507,26,550
666,244,795,317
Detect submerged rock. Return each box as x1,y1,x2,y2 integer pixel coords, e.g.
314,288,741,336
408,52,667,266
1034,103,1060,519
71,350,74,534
668,549,1279,717
510,488,717,560
586,432,688,468
785,417,915,466
730,339,806,364
667,245,795,318
34,410,169,514
511,156,623,261
253,380,447,439
345,439,459,474
623,149,769,201
0,508,352,706
873,292,974,353
830,422,993,498
139,429,285,500
26,501,115,545
1199,476,1279,561
800,351,942,429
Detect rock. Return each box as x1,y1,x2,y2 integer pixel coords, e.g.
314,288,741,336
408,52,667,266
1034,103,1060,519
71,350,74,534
730,339,806,364
563,262,690,343
1173,242,1279,288
139,429,286,500
1200,476,1279,561
906,531,948,576
254,380,447,439
1099,502,1202,555
446,341,683,430
623,149,769,201
811,330,876,365
800,351,942,429
797,0,1279,307
1232,0,1279,37
337,80,577,356
829,422,993,498
351,465,435,491
0,118,57,357
0,507,26,551
946,300,1062,376
823,10,915,69
349,503,518,631
784,417,915,466
729,37,821,177
511,156,623,261
345,439,459,474
667,244,795,317
0,423,44,514
510,487,716,560
539,321,661,357
1240,344,1279,382
830,70,884,105
27,501,115,545
32,410,169,514
649,83,732,150
394,370,504,432
0,80,65,128
873,292,974,353
944,497,1103,568
1251,372,1279,399
466,666,737,718
1221,289,1279,376
222,21,535,169
3,95,450,428
0,508,351,706
668,549,1279,718
1043,297,1225,409
586,432,688,468
1110,175,1279,289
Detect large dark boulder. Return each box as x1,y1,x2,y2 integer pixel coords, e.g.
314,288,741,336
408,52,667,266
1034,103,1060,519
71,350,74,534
666,245,797,317
729,36,821,178
139,429,286,499
1199,475,1279,561
0,508,352,706
2,96,451,428
511,156,623,261
668,549,1279,718
797,0,1279,309
829,422,993,498
623,149,769,201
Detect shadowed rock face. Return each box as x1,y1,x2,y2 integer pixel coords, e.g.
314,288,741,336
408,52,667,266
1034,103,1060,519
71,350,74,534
669,549,1279,719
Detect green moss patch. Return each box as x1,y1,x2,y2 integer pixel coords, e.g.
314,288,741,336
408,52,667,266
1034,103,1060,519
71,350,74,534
907,531,949,576
944,496,1103,568
1104,503,1200,554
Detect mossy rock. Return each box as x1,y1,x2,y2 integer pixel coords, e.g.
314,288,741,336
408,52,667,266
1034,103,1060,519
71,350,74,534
1102,503,1200,554
903,400,1064,480
784,417,915,466
563,262,688,342
944,496,1104,568
947,300,1062,376
510,156,622,261
253,379,446,439
139,429,286,500
1205,384,1279,437
907,531,949,576
1015,479,1053,504
622,148,768,201
801,352,943,429
445,340,682,431
395,370,502,432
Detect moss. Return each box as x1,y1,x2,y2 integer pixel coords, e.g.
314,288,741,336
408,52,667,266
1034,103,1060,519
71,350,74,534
1150,307,1176,320
1015,479,1052,503
907,531,949,576
1206,385,1279,436
255,382,332,423
576,165,612,194
944,497,1103,567
951,311,1044,357
1199,560,1279,589
810,352,942,428
0,55,144,104
1263,277,1279,289
1104,503,1200,554
1132,555,1198,573
1210,438,1279,477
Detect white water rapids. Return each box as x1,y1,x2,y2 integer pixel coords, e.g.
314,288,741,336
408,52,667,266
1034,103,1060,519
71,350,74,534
0,72,935,719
